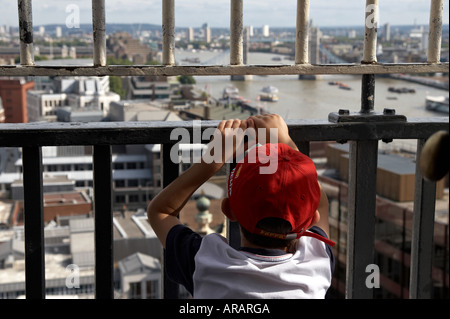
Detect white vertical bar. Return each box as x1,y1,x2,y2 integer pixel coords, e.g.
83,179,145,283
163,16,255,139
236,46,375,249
92,0,106,66
17,0,34,66
295,0,310,64
230,0,243,65
162,0,175,66
362,0,379,63
427,0,444,63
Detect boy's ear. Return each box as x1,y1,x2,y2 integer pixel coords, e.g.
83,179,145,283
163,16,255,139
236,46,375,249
308,210,320,228
221,198,237,222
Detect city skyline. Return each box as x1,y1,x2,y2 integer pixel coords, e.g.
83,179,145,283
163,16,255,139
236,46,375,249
0,0,448,28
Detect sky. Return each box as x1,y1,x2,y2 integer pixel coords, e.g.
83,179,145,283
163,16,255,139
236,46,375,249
0,0,448,28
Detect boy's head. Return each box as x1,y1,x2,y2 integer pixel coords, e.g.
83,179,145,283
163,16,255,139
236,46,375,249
224,143,325,248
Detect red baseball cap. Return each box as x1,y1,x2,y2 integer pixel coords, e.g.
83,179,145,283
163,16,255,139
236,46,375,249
228,143,335,246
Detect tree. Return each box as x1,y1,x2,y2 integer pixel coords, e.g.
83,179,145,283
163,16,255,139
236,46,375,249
109,76,126,98
177,75,196,84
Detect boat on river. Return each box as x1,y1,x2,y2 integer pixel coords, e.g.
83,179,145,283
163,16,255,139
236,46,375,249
425,95,449,114
223,85,239,99
258,86,279,102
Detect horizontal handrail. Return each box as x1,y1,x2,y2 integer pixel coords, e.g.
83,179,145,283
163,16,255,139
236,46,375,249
0,63,448,77
0,118,447,147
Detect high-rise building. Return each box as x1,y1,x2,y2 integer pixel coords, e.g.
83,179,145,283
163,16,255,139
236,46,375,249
0,79,34,123
262,25,270,37
202,23,211,43
187,27,194,42
384,23,391,42
55,26,62,38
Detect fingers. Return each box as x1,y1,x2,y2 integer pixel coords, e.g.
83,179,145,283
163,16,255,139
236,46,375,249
248,113,284,127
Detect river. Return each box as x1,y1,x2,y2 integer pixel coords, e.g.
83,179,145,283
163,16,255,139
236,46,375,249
176,49,448,121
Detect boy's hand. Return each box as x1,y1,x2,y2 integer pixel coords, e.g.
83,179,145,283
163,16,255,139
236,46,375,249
204,118,252,166
248,114,298,151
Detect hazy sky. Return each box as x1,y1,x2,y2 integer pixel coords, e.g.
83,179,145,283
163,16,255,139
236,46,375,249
0,0,448,28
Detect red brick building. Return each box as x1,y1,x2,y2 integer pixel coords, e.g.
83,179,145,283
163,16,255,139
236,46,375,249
0,79,34,123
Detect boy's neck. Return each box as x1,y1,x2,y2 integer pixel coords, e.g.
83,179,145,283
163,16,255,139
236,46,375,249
240,238,290,253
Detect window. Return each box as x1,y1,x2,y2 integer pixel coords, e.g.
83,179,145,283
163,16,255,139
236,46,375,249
114,163,124,170
115,195,126,203
126,162,137,170
129,282,141,299
146,280,160,299
115,180,125,188
128,179,138,187
129,194,140,202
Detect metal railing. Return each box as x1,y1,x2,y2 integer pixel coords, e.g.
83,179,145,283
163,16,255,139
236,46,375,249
0,0,448,299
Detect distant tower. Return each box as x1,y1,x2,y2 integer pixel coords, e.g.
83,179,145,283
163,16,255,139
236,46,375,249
187,27,194,42
202,23,211,43
309,21,321,65
262,25,270,37
38,26,45,37
384,23,391,42
56,26,62,38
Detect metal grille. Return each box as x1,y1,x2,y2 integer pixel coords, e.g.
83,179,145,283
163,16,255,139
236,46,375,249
0,0,448,300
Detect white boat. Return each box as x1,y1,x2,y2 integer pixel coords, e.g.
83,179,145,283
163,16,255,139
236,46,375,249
259,86,279,102
223,85,239,99
426,96,449,114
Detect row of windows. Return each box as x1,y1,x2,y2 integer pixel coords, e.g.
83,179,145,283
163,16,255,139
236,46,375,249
37,162,146,172
115,179,151,188
115,193,151,204
75,179,152,189
44,99,67,107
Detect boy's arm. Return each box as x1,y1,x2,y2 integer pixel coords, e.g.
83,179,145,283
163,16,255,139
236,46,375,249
147,119,249,247
147,160,222,247
315,183,330,237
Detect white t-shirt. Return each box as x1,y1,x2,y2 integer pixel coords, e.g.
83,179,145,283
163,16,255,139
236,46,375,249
165,225,334,299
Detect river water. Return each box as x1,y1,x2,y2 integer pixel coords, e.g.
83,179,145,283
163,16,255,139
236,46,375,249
176,49,448,121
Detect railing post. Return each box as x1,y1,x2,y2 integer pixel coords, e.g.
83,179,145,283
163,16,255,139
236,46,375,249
295,0,310,64
363,0,378,64
162,0,175,66
17,0,34,66
230,0,244,65
346,140,378,299
427,0,444,63
92,0,107,66
93,145,114,299
361,0,378,114
409,139,437,299
22,146,45,299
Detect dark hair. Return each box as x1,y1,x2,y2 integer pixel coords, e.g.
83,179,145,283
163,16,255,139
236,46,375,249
240,217,296,250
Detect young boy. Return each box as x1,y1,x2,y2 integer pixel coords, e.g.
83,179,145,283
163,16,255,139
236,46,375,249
147,114,335,299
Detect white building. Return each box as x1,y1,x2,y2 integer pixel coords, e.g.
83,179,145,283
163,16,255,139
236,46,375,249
187,27,194,42
118,252,161,299
262,25,270,37
27,76,120,122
